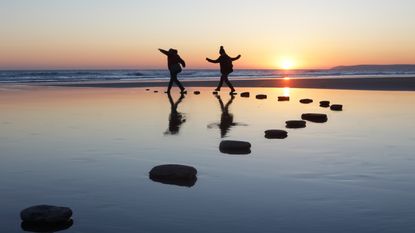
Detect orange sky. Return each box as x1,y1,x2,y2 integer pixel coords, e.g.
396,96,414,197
1,0,414,69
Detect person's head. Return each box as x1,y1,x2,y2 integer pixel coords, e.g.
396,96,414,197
169,48,178,54
219,46,226,55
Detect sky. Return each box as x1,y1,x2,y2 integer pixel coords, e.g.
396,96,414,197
0,0,414,69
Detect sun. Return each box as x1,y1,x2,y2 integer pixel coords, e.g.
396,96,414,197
278,58,296,70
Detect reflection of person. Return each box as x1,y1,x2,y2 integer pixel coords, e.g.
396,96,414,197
158,48,186,93
208,94,246,138
206,46,241,93
165,92,186,135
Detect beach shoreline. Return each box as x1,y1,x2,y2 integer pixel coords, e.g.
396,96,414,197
42,76,415,91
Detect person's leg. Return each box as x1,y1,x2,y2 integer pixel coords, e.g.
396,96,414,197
223,75,235,92
216,75,225,91
167,73,175,93
174,77,185,92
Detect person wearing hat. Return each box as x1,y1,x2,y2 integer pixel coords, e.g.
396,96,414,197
206,46,241,93
159,48,187,93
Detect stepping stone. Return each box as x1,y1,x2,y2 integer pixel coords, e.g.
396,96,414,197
149,164,197,187
286,120,307,129
265,130,288,139
320,101,330,108
194,91,201,95
20,205,73,224
21,219,74,232
330,104,343,111
301,113,328,123
256,94,267,100
278,96,290,101
219,140,251,154
300,99,313,104
240,92,250,98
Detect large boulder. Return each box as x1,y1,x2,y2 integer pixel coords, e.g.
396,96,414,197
278,96,290,101
301,113,328,123
240,92,250,98
149,164,197,187
300,99,313,104
219,140,251,154
286,120,307,129
20,205,73,225
330,104,343,111
256,94,267,100
265,130,288,139
319,101,330,108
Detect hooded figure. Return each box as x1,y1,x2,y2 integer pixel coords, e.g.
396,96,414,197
206,46,241,93
159,48,186,93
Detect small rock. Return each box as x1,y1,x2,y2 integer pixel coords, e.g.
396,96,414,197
194,91,201,95
219,140,251,154
20,205,73,224
212,91,218,95
320,101,330,108
265,130,288,139
330,104,343,111
145,89,150,91
154,91,159,93
240,92,250,98
256,94,267,100
230,92,238,96
301,113,328,123
286,120,307,129
21,219,74,232
300,99,313,104
149,164,197,187
278,96,290,101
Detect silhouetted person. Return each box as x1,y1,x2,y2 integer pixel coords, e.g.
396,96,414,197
165,92,186,135
206,46,241,93
159,48,186,93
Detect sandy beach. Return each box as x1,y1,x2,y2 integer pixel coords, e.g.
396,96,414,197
50,76,415,91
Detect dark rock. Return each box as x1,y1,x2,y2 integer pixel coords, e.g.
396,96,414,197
330,104,343,111
301,113,328,123
154,91,159,93
256,94,267,100
20,205,73,224
149,164,197,187
265,130,288,139
300,99,313,104
145,89,150,91
21,219,73,232
212,91,218,95
278,96,290,101
194,91,201,95
230,92,238,96
320,101,330,108
240,92,250,98
286,120,307,129
219,140,251,154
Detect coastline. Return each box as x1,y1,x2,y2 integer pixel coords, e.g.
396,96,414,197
45,77,415,91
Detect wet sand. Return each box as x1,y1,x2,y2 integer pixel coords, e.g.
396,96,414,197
50,77,415,91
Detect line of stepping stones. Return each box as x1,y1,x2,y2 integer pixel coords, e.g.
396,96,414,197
20,89,344,230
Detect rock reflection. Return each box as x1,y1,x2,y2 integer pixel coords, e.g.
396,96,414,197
21,219,74,232
164,92,186,135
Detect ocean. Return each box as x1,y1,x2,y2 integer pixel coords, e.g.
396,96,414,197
1,67,415,83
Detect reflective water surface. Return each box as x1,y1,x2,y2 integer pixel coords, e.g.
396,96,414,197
0,85,414,233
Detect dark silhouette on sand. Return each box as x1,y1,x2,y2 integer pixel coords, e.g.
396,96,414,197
206,46,241,93
159,48,186,93
165,92,186,135
208,94,247,138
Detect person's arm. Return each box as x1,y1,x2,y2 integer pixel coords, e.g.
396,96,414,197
206,57,220,63
231,55,241,61
158,48,169,56
179,57,186,68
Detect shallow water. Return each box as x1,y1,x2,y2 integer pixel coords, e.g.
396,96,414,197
0,86,414,233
